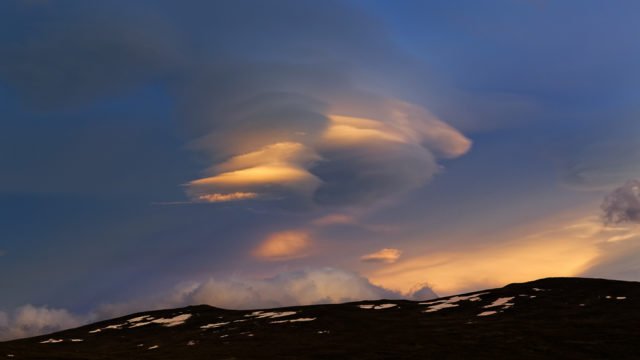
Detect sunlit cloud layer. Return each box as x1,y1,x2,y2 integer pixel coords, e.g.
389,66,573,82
253,230,312,261
187,99,471,208
367,214,606,295
361,248,402,264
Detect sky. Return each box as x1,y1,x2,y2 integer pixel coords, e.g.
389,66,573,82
1,0,640,339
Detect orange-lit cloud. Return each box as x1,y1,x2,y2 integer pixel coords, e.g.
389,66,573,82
311,214,356,226
361,248,402,264
213,142,320,174
187,142,321,202
325,100,472,158
191,165,316,188
196,192,258,202
253,230,311,261
366,215,606,295
323,115,407,146
186,98,471,208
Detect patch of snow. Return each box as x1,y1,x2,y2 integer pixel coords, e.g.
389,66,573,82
358,304,397,310
187,340,196,346
420,292,488,307
289,317,316,322
148,345,159,350
151,314,192,327
532,288,547,292
129,314,191,328
606,296,612,299
484,297,515,308
129,321,153,328
477,311,497,317
70,338,84,342
88,329,101,334
128,315,152,323
529,295,537,298
220,334,229,338
104,324,124,330
419,299,447,306
317,330,330,334
201,322,229,329
422,292,491,313
40,339,64,344
7,355,15,358
247,311,297,319
617,296,627,300
374,304,397,310
424,303,459,313
579,304,585,306
271,317,316,324
446,292,489,302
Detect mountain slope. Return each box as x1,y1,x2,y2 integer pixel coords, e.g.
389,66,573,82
1,277,639,359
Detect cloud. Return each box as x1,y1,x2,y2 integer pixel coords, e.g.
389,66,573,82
252,230,312,261
194,192,259,203
187,142,323,206
0,268,437,340
367,215,603,295
182,72,471,209
0,1,470,209
408,284,438,301
361,248,402,264
95,268,425,318
183,268,405,310
0,305,87,341
601,180,640,225
311,214,356,226
311,100,471,206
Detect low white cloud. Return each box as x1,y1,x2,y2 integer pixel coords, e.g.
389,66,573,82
180,268,403,310
0,305,87,341
0,268,437,341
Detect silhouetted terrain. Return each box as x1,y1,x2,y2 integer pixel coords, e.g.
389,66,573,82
2,278,639,359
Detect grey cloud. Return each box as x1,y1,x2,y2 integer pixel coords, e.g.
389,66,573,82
408,285,438,301
602,180,640,225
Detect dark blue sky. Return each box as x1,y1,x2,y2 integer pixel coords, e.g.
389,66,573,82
1,0,639,339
